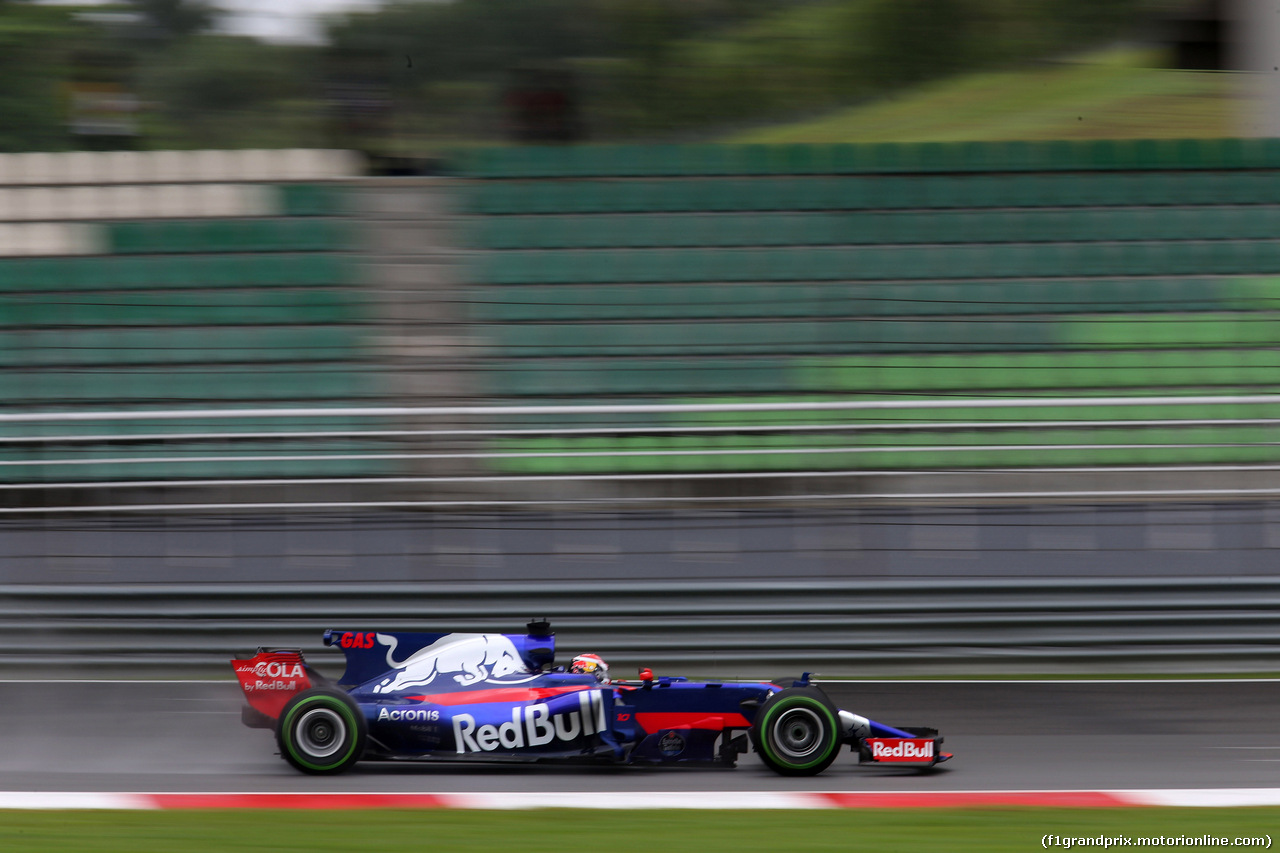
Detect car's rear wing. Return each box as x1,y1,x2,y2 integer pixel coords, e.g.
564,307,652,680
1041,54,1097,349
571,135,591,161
230,648,314,725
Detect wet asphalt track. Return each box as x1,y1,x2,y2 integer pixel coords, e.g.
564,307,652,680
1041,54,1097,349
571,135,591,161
1,680,1277,793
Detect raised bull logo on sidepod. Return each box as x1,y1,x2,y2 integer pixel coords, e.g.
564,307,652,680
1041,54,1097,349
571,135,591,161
373,633,533,693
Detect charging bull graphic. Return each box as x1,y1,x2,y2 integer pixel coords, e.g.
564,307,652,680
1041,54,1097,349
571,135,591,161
372,633,533,694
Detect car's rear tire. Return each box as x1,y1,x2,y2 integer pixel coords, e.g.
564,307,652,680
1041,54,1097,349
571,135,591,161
276,687,366,775
750,687,842,777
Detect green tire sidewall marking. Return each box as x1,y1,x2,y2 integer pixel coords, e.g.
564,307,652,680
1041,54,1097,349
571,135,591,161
282,695,360,772
759,695,838,770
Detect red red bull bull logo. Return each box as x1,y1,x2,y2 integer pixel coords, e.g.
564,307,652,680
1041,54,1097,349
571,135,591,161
452,690,606,754
866,738,935,762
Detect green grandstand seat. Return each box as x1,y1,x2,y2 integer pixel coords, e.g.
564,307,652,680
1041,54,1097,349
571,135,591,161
465,141,1280,481
279,184,347,216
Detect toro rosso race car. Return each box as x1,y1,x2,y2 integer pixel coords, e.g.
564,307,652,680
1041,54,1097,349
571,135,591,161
232,621,950,777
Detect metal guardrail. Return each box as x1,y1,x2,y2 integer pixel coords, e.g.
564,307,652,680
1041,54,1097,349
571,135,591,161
7,577,1280,677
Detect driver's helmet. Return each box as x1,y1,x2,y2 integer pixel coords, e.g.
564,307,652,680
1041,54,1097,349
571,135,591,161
568,653,609,683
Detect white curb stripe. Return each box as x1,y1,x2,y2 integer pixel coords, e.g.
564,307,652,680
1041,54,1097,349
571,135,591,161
1122,788,1280,808
0,792,154,810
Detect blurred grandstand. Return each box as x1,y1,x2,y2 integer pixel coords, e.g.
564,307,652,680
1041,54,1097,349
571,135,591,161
0,148,386,510
460,139,1280,508
10,140,1280,511
2,140,1280,674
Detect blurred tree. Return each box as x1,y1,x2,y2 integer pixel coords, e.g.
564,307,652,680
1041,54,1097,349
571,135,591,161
138,35,321,148
858,0,976,88
0,3,78,151
130,0,215,42
1037,0,1153,45
327,0,602,81
323,0,777,138
0,0,1166,153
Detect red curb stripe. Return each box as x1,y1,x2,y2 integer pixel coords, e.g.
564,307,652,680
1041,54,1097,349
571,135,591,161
8,788,1272,811
815,791,1133,809
147,794,452,810
143,791,1137,811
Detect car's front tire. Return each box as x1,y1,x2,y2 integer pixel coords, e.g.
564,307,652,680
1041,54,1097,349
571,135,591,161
276,687,366,775
750,687,842,777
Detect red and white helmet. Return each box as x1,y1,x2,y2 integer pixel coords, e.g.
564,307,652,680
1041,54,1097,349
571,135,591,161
569,653,609,683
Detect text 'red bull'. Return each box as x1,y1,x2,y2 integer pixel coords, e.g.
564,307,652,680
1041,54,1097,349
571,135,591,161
866,738,935,762
453,690,606,753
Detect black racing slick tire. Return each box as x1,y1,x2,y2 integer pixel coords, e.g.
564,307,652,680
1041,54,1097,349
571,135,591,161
276,688,367,775
750,687,842,777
